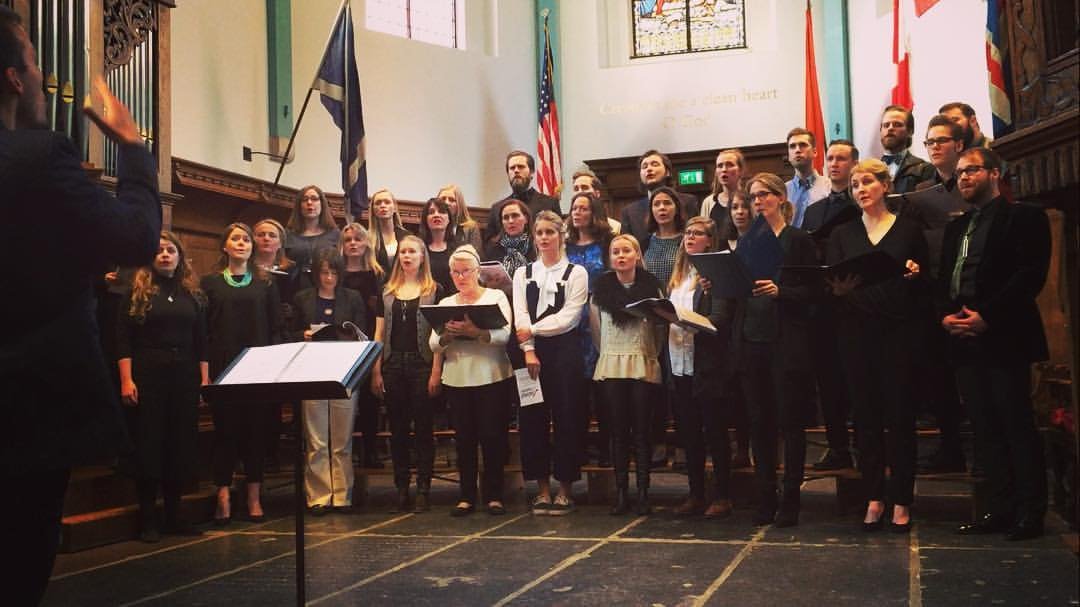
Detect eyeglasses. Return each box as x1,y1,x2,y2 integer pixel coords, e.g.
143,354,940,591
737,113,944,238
302,195,321,201
923,137,957,148
957,165,987,176
450,268,477,278
748,190,775,202
683,229,711,238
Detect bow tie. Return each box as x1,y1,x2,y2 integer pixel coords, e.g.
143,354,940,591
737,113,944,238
882,154,899,165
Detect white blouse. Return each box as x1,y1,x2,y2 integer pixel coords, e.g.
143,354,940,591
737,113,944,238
667,273,697,376
428,288,513,388
511,257,589,352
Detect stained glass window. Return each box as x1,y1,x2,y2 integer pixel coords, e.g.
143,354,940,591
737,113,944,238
631,0,747,58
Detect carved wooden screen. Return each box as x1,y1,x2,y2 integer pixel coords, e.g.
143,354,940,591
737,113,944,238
102,0,157,176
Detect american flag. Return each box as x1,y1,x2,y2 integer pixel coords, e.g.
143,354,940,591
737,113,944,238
535,16,562,198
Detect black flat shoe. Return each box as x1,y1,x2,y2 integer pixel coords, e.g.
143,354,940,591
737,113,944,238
889,520,912,534
248,514,266,523
862,518,884,532
309,505,329,517
213,516,231,527
1005,518,1043,541
486,502,506,516
451,503,475,517
956,512,1014,535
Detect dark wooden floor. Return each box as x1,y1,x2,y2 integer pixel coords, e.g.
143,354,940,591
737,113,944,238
42,467,1078,606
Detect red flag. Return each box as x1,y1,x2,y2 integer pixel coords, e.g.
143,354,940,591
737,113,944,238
804,2,826,174
891,0,913,109
914,0,939,17
535,18,562,198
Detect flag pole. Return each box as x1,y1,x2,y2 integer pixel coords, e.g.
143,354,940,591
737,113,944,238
343,1,352,224
271,0,350,193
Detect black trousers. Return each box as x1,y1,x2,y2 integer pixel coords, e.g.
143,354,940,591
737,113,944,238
739,341,808,506
672,375,731,500
839,317,917,505
810,319,852,454
383,351,434,489
0,468,70,606
211,400,269,487
955,362,1047,520
602,379,653,489
448,380,512,504
354,375,380,461
520,331,585,483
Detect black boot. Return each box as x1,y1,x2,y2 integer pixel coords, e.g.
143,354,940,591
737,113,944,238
775,490,801,528
635,487,651,515
415,480,431,512
610,488,630,515
753,489,778,526
393,487,410,513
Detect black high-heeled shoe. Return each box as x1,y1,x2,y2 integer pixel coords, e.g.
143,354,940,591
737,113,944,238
862,507,885,532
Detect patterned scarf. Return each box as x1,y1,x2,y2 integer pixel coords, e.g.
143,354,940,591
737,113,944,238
499,232,530,279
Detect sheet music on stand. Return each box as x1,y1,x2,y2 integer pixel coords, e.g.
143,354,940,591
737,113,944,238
204,341,381,402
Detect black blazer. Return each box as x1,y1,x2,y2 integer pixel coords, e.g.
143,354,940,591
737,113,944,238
937,197,1050,364
0,128,161,474
888,152,935,196
684,286,736,399
730,227,817,373
292,287,367,341
374,226,413,273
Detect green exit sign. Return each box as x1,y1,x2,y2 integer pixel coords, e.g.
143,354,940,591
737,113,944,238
678,169,704,186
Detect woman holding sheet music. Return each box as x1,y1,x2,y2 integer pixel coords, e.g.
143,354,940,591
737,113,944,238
590,234,665,515
370,235,442,513
513,211,590,515
734,174,816,527
291,250,367,514
430,246,515,516
340,222,386,469
285,186,341,291
666,217,737,518
201,223,284,525
826,159,928,533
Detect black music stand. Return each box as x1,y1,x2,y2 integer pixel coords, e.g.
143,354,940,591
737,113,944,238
203,340,382,606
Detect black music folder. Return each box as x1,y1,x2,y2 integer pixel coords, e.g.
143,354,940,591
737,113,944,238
780,250,905,291
735,215,785,280
202,341,381,402
689,251,754,298
420,303,508,332
624,298,718,335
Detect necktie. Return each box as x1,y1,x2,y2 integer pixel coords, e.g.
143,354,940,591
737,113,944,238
949,209,981,300
882,154,898,165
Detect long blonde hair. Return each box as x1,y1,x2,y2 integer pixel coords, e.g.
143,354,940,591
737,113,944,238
437,183,478,232
367,188,405,232
668,217,718,293
383,234,438,297
339,222,385,279
129,231,205,322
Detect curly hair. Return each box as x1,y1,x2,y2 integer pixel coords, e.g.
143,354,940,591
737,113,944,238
128,231,205,323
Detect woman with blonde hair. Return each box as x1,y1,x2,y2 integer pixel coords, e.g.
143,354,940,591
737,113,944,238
430,245,515,516
201,223,284,524
340,222,386,468
665,217,738,519
117,231,209,541
589,234,665,514
513,211,590,515
436,184,484,253
368,188,412,272
286,186,341,290
700,148,747,241
827,159,927,533
370,235,443,512
731,173,817,527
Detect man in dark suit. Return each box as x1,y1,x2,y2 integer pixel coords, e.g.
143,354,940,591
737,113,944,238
943,148,1050,541
619,149,699,246
0,8,160,603
484,150,560,242
879,105,935,196
802,139,860,471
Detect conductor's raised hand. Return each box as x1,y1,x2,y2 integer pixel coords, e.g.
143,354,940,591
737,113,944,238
83,75,142,145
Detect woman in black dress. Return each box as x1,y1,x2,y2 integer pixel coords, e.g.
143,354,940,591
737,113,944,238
340,222,385,469
201,223,284,524
419,197,461,296
285,186,341,290
368,188,412,272
117,231,209,541
735,173,817,527
827,159,927,533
